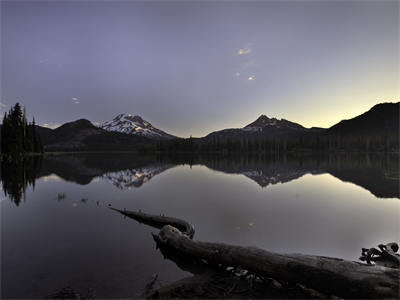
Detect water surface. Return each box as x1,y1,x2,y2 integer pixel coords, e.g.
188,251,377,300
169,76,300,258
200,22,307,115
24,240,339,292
1,153,399,298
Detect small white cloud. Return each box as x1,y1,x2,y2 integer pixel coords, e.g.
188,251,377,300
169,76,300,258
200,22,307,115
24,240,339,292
92,121,100,126
248,76,255,81
0,102,6,108
72,97,80,104
237,47,252,55
235,72,241,76
39,58,49,64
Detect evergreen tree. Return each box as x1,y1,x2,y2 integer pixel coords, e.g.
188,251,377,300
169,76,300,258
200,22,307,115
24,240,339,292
1,103,43,156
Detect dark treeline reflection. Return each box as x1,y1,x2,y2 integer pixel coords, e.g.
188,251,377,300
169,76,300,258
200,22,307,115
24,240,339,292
161,153,399,198
1,153,399,205
1,156,43,205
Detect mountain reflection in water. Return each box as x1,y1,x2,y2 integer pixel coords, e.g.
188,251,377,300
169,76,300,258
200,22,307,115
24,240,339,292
1,152,399,298
1,153,398,206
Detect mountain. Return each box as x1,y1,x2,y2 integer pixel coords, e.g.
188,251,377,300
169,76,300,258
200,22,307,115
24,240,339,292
100,114,176,140
206,114,311,140
243,115,306,132
39,119,155,152
327,102,399,136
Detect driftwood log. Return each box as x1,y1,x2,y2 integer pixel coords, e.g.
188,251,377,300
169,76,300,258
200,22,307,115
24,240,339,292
111,208,399,299
109,208,195,238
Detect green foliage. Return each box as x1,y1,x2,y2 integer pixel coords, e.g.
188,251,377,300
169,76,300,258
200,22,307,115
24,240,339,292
1,103,43,156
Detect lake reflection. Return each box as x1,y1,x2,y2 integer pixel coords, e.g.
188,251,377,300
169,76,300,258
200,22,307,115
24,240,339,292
1,153,399,298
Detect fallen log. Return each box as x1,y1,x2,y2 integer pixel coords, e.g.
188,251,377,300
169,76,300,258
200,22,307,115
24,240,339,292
153,225,399,298
111,208,399,299
109,208,195,238
143,239,330,298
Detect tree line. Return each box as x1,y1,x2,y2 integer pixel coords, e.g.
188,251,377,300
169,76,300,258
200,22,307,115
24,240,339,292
156,132,399,154
1,103,43,157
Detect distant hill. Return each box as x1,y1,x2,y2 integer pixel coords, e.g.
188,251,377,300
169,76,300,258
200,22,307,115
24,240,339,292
100,114,176,140
38,119,155,152
328,102,399,136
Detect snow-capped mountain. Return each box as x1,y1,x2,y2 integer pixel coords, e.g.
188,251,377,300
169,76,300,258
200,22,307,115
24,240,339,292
100,114,176,140
243,115,305,132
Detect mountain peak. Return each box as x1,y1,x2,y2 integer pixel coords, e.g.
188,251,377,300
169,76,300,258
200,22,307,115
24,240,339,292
100,114,176,140
244,114,278,129
243,114,305,132
60,119,97,130
256,114,270,121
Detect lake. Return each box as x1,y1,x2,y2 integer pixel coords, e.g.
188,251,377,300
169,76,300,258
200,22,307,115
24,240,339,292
1,153,399,298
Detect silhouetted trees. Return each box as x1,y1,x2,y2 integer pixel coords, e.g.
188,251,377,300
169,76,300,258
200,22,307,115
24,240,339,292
0,155,42,205
1,103,43,157
156,132,399,154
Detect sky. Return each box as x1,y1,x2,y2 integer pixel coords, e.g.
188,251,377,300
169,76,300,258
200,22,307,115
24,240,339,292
1,0,399,137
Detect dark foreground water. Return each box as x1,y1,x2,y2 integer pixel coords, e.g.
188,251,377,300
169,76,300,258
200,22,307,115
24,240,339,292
1,153,399,298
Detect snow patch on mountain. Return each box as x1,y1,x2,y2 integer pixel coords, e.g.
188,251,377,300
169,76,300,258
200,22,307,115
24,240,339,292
100,114,176,140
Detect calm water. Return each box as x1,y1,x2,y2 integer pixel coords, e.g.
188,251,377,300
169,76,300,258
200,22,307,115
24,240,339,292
1,153,399,298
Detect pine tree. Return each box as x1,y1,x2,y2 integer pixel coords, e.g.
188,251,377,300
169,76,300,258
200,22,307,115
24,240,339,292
1,103,43,156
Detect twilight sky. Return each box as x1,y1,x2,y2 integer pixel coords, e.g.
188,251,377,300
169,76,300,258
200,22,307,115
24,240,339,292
1,1,398,137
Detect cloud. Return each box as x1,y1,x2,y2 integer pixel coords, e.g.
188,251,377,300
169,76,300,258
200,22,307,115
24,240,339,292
235,72,241,76
0,102,6,108
237,47,252,55
39,58,49,64
72,97,80,104
248,76,255,81
42,123,61,129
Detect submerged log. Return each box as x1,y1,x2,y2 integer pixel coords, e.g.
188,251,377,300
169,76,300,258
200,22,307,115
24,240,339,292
111,208,399,299
109,208,195,238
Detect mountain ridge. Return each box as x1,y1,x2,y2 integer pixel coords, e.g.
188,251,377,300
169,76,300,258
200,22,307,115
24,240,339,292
37,118,154,152
327,102,399,135
1,101,397,152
